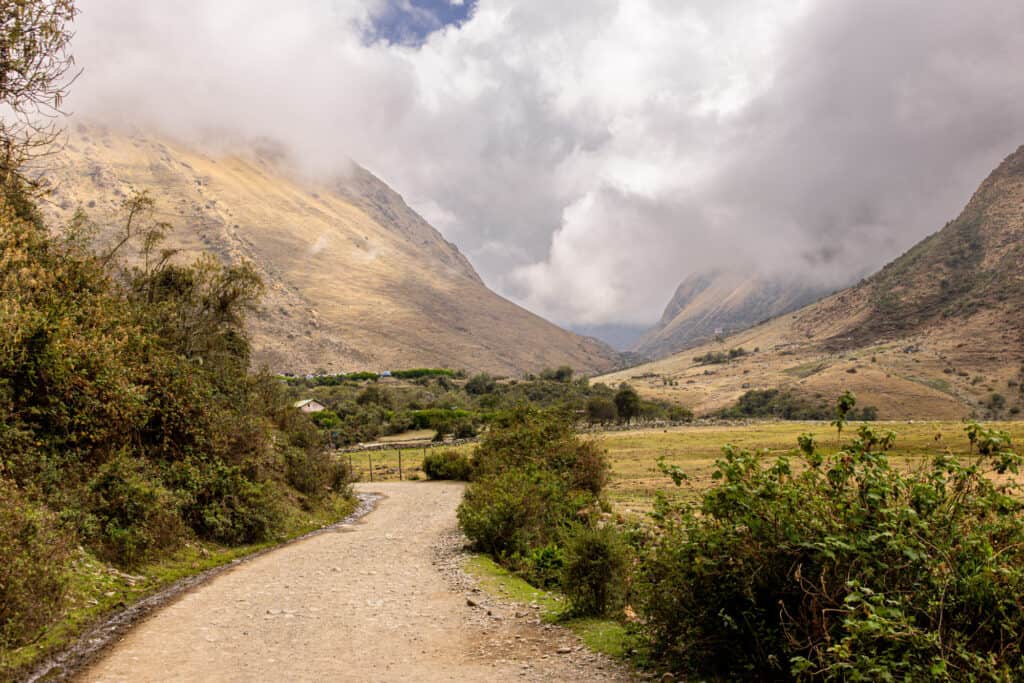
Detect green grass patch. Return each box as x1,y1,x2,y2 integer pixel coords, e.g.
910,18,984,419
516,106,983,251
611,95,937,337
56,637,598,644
902,375,954,395
782,360,831,378
463,554,632,661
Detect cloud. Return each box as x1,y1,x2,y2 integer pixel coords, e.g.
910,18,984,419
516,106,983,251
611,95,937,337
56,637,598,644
68,0,1024,326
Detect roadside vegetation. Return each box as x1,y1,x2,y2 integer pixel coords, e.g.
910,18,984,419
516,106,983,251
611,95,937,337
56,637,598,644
287,367,692,447
0,2,354,673
457,396,1024,679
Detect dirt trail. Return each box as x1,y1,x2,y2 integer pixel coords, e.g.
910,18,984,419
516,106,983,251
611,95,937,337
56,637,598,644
79,482,633,682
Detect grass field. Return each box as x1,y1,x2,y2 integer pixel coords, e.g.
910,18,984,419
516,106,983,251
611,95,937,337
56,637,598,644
353,422,1024,509
343,443,476,482
595,420,1024,516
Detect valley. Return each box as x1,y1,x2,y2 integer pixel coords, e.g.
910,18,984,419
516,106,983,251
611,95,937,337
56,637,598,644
599,145,1024,419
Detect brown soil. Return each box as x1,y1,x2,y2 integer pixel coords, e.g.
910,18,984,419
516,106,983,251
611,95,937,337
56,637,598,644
77,482,634,682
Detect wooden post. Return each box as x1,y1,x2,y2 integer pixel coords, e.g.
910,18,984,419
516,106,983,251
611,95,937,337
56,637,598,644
348,452,353,477
368,451,373,482
398,449,403,481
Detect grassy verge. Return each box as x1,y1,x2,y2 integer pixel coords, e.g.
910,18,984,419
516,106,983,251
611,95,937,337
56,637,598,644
1,493,357,680
463,554,633,660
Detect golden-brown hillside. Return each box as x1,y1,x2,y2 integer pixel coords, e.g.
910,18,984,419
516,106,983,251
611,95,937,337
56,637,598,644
635,270,834,359
599,146,1024,419
44,124,619,375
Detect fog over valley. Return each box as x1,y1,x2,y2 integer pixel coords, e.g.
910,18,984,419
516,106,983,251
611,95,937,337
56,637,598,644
69,0,1024,331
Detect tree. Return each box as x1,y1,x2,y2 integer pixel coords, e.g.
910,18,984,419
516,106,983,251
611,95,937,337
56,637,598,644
586,395,618,425
0,0,79,197
540,366,574,382
613,383,641,424
465,372,497,395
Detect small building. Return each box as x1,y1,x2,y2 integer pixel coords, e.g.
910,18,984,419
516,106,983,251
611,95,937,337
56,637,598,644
293,398,326,413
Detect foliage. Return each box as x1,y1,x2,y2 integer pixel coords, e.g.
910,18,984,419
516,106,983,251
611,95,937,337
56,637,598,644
539,366,575,382
465,372,497,395
471,408,609,494
586,395,618,424
613,383,641,423
87,454,186,566
561,524,628,617
0,0,79,191
458,409,608,570
693,348,749,365
0,478,72,649
0,185,354,646
637,401,1024,680
422,449,473,481
719,388,832,420
389,368,454,380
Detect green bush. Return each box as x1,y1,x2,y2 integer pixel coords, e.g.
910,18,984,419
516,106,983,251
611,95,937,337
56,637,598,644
458,468,581,561
285,447,351,501
718,388,831,420
169,459,283,545
637,420,1024,680
525,543,565,588
0,479,72,649
561,524,628,617
458,409,608,586
422,450,473,480
88,454,187,566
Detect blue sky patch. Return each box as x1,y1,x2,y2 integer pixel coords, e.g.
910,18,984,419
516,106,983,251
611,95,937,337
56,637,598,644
368,0,477,46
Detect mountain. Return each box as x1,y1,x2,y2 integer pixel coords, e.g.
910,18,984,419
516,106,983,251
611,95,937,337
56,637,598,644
634,270,834,359
598,145,1024,419
43,123,619,376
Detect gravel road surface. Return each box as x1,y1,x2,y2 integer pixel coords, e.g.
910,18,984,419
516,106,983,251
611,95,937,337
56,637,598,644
79,481,634,682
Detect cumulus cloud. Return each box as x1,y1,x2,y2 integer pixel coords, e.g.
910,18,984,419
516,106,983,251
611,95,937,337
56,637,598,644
68,0,1024,326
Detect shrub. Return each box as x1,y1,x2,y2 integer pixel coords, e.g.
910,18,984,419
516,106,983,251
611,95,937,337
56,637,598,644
694,348,748,366
285,447,351,501
87,454,187,566
0,479,72,649
526,543,565,588
586,395,618,424
637,419,1024,680
169,459,283,545
718,388,831,420
561,524,628,617
422,450,473,481
466,372,497,395
458,468,578,560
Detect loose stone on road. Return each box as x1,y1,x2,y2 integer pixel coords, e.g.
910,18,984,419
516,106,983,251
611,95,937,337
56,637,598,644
80,481,633,682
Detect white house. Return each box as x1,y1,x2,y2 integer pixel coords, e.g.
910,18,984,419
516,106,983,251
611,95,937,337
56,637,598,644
293,398,326,413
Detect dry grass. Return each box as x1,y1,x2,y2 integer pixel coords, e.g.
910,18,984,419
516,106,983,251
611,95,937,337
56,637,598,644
343,442,476,482
596,420,1024,516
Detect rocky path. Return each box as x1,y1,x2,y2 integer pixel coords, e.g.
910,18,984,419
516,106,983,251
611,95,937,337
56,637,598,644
79,482,634,682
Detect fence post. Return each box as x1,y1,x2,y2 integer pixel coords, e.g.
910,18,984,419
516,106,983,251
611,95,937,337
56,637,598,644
398,449,403,480
368,451,373,482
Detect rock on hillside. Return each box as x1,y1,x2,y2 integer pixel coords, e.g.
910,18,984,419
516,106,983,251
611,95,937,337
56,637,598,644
43,123,619,375
598,145,1024,419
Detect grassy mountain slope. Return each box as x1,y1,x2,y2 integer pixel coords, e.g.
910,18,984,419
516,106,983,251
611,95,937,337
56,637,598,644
599,146,1024,418
635,270,834,359
44,124,618,375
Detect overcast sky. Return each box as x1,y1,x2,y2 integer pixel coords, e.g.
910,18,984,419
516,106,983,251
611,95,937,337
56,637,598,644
69,0,1024,327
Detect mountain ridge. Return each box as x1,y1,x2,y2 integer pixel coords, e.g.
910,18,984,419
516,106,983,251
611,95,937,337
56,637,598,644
598,144,1024,418
44,123,620,376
